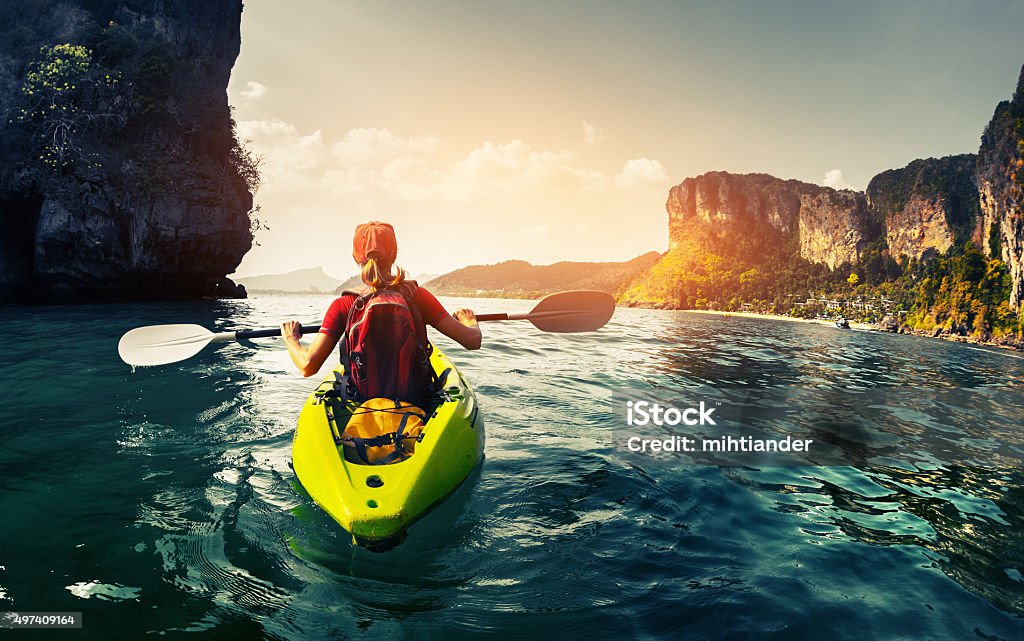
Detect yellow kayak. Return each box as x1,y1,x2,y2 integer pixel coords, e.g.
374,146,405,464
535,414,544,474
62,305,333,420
292,346,484,547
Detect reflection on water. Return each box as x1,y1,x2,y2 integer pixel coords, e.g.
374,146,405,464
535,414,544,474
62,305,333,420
0,298,1022,639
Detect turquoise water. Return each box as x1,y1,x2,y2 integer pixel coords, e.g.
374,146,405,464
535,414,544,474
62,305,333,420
1,295,1023,639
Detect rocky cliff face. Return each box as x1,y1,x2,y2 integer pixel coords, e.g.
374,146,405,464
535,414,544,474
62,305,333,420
798,190,879,269
866,155,982,263
667,173,803,244
0,0,252,302
666,172,881,268
977,65,1024,309
657,65,1024,314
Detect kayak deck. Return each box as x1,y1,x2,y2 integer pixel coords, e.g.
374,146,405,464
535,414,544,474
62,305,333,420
292,347,484,547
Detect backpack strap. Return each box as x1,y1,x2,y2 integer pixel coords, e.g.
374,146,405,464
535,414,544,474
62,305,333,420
339,289,375,402
386,282,442,402
391,281,429,351
435,367,452,390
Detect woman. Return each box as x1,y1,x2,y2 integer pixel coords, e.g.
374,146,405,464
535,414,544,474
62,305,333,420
280,222,481,387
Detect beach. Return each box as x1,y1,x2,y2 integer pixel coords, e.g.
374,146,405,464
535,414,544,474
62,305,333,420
679,309,875,331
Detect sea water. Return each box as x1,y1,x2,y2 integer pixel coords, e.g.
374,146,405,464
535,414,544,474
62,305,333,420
0,295,1022,639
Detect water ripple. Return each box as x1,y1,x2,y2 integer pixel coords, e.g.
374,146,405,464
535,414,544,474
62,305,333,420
0,297,1022,639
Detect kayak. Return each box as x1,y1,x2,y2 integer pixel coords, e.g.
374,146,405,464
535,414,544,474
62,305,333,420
292,346,484,547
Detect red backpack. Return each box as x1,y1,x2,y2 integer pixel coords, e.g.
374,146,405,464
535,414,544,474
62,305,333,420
339,282,437,405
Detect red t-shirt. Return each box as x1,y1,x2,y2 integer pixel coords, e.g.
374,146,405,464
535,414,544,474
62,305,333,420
319,286,449,337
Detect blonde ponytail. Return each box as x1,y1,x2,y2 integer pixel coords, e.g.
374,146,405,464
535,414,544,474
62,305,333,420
361,257,406,291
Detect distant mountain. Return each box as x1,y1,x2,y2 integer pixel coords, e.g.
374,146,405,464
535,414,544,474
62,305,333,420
333,274,363,294
330,272,439,294
236,267,346,293
426,253,662,298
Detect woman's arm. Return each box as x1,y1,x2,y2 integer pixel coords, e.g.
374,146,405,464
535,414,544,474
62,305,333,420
435,308,482,350
281,321,340,377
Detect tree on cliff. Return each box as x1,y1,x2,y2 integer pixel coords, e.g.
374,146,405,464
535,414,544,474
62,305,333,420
14,43,126,172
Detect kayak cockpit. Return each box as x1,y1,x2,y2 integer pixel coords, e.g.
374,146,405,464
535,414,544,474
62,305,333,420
292,347,485,549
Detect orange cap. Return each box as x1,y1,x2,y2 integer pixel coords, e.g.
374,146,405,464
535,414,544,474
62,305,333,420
352,221,398,265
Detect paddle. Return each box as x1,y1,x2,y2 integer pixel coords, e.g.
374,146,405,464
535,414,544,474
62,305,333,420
117,290,615,367
117,323,323,367
475,290,615,333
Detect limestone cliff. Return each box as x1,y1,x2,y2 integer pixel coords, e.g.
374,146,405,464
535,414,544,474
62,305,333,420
0,0,253,302
655,143,1007,295
624,63,1024,333
977,64,1024,309
667,173,803,244
798,190,879,269
866,155,982,263
666,172,881,268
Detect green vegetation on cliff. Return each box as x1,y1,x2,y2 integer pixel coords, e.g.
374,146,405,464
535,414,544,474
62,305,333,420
620,225,1022,343
899,244,1016,338
620,225,841,310
866,154,981,247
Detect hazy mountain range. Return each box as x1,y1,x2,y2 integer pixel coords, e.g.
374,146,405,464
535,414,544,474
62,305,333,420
236,267,441,294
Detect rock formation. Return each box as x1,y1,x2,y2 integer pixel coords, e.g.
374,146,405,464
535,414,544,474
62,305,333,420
798,189,879,269
666,172,882,269
977,65,1024,309
0,0,253,302
866,155,982,263
667,173,804,245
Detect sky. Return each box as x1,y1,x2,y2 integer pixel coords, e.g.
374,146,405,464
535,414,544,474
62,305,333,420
227,0,1024,279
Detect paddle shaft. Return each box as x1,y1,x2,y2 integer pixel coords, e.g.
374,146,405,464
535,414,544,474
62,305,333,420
476,311,584,322
231,310,584,340
234,324,322,341
233,312,571,335
232,295,609,339
476,313,515,322
234,310,586,338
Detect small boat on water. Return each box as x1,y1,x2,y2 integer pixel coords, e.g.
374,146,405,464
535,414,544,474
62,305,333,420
835,318,850,329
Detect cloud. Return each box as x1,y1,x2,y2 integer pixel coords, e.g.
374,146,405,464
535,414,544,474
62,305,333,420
582,120,605,144
236,118,296,139
332,128,440,164
445,140,617,200
238,121,328,186
240,80,267,103
323,156,445,203
822,169,853,190
614,157,668,188
240,117,667,213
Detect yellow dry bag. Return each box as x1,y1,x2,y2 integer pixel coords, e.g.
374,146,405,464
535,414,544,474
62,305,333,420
339,398,428,465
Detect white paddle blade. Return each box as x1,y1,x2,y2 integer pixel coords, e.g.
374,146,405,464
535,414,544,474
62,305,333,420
118,324,216,367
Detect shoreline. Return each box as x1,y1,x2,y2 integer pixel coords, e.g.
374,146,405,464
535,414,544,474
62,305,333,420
678,309,875,330
677,309,1023,353
233,291,1023,354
